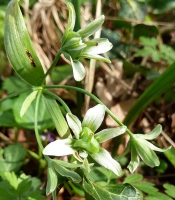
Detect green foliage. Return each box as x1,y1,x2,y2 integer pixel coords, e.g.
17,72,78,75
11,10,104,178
124,174,174,200
0,172,45,200
83,178,140,200
4,0,45,86
0,144,26,173
134,37,175,65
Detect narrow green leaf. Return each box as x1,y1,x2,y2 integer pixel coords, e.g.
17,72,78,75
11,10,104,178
52,162,81,183
61,2,75,45
124,62,175,126
145,193,173,200
46,163,58,195
43,94,70,138
20,90,38,117
4,0,44,86
124,174,143,184
52,159,82,169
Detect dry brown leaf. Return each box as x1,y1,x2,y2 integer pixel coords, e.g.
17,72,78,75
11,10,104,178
106,99,135,127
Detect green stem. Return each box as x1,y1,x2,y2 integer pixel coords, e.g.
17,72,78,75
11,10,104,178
72,0,81,31
52,190,57,200
43,90,71,113
35,90,50,162
44,85,133,136
42,49,62,84
0,88,32,103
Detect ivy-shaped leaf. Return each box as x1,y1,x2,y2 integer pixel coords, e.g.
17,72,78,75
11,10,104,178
83,178,140,200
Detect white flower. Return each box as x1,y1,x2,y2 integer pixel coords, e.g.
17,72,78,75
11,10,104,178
43,104,126,176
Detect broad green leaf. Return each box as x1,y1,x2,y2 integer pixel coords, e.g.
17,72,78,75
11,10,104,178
2,75,30,94
124,174,143,184
52,162,81,183
13,93,53,131
27,191,45,200
95,126,126,143
124,62,175,126
83,179,140,200
82,104,105,132
77,15,105,39
4,171,18,190
119,0,147,20
51,65,73,84
163,184,175,198
4,0,44,86
148,0,175,14
46,163,57,195
133,182,158,195
20,90,38,117
43,94,70,138
0,144,27,173
164,148,175,167
145,193,173,200
0,186,13,200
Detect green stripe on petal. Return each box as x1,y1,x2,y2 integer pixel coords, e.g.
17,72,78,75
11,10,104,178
82,104,105,132
132,138,160,167
95,126,127,143
66,113,82,139
128,145,140,173
80,53,111,63
43,139,75,156
82,38,113,54
90,148,122,176
69,56,86,81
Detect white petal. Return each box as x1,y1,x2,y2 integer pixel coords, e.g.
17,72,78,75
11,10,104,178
69,56,86,81
43,139,75,156
90,148,122,176
82,104,105,132
66,113,82,139
95,126,127,143
82,38,112,54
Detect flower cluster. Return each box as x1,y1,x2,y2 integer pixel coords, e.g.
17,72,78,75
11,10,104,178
43,104,127,176
60,3,112,81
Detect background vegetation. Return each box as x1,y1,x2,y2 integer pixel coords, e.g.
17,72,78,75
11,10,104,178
0,0,175,199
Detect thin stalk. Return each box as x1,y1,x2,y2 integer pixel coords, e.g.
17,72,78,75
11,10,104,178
52,190,57,200
42,49,62,84
71,0,83,119
44,85,133,136
34,90,50,162
72,0,81,31
0,88,32,103
43,90,71,113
